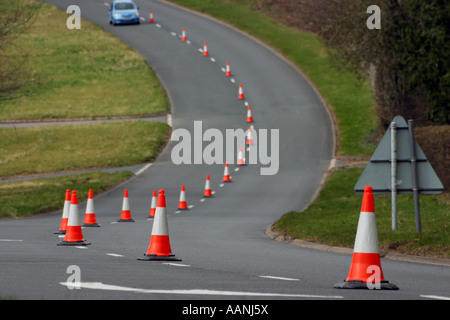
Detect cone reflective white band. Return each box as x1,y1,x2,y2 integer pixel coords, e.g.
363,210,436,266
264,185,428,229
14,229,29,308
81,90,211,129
353,211,380,254
151,206,169,236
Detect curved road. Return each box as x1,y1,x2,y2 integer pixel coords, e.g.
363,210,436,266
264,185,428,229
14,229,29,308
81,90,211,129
0,0,448,302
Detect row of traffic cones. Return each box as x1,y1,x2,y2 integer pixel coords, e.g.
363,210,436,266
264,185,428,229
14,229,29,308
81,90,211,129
55,185,399,288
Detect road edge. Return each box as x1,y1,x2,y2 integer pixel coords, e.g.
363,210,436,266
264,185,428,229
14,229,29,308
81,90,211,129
265,224,450,267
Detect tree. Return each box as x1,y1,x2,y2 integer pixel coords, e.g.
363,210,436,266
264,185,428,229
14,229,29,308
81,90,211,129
257,0,449,125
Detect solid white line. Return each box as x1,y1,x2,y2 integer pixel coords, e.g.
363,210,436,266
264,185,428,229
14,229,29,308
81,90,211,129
60,282,343,299
420,295,450,300
259,275,300,282
135,163,152,176
167,114,173,127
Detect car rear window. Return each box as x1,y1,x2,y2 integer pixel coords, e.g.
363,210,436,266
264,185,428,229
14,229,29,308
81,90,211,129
115,3,135,10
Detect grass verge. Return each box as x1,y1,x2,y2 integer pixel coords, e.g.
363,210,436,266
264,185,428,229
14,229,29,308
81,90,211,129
273,168,449,259
0,2,171,218
0,121,170,178
0,171,133,218
0,2,169,120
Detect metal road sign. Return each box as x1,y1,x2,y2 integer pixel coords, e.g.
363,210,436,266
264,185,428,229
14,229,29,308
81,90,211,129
354,115,444,232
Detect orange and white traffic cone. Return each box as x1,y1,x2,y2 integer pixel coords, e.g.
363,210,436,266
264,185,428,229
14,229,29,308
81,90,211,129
181,28,187,41
334,186,398,290
58,190,90,246
237,147,245,166
178,185,188,210
118,189,134,222
149,10,154,23
223,162,232,182
203,42,209,56
204,174,213,197
246,106,254,123
148,189,157,219
82,189,100,227
238,84,245,100
55,189,71,234
225,61,232,76
138,190,181,261
246,126,253,145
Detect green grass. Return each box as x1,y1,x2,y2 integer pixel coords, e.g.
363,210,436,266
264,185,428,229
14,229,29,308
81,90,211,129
0,171,133,218
0,121,170,177
167,0,377,156
0,2,169,120
273,168,449,258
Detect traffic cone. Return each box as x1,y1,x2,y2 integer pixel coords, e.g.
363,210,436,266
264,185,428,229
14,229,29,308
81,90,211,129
148,189,157,219
334,186,398,290
238,84,245,100
118,189,134,222
55,189,71,234
181,28,187,41
138,190,181,261
82,189,100,227
246,106,254,123
58,190,90,246
223,162,231,182
225,61,232,76
178,185,188,210
149,10,154,23
203,42,209,56
237,146,245,166
204,174,213,197
246,126,253,145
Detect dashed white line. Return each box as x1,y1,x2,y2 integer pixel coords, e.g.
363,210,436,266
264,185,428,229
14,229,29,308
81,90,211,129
0,239,23,242
162,262,190,267
210,57,216,62
156,24,161,28
106,253,124,257
259,275,300,282
135,163,152,176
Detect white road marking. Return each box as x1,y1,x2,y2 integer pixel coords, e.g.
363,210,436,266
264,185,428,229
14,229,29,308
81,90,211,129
259,275,300,282
210,57,215,62
167,114,173,127
59,282,343,299
106,253,124,257
171,32,177,37
135,163,152,176
0,239,23,242
75,246,88,250
420,295,450,300
156,24,161,28
162,263,190,267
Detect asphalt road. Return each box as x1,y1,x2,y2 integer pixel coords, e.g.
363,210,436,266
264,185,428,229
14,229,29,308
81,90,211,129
0,0,448,303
